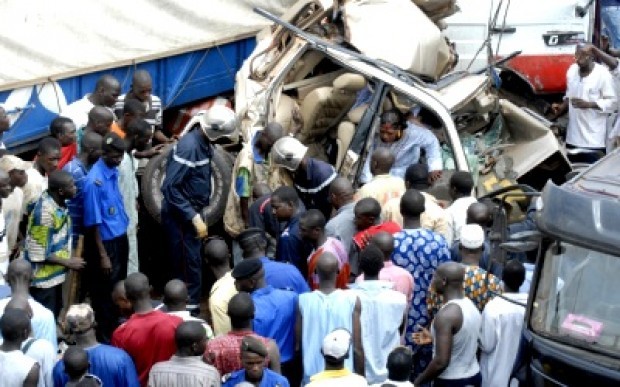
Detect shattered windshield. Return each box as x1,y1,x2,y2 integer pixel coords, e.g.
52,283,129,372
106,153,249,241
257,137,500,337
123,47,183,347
530,242,620,358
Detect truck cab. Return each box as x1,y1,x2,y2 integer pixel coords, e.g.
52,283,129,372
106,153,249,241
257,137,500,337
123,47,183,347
520,149,620,385
443,0,594,95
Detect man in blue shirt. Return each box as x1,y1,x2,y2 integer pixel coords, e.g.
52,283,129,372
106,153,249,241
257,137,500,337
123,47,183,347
53,303,140,387
160,106,237,315
271,186,310,276
63,131,103,247
232,258,299,386
237,227,309,295
271,137,338,219
83,133,129,343
223,335,290,387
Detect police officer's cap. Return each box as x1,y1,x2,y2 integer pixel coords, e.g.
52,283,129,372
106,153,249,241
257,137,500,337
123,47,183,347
240,335,268,357
231,258,263,280
102,132,127,153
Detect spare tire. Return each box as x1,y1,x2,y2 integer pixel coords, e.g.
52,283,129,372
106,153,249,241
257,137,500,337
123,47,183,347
141,144,233,225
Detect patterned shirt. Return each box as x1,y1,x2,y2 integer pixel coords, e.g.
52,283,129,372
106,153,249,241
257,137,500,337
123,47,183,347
205,331,271,377
427,265,503,319
22,191,72,288
391,228,450,377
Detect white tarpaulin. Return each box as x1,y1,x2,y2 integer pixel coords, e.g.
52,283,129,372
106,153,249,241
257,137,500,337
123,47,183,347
0,0,296,91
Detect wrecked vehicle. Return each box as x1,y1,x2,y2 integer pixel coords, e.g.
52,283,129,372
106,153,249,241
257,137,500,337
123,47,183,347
516,149,620,385
234,0,571,207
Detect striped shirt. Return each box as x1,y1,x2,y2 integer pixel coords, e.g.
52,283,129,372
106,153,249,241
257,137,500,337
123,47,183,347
22,191,72,288
147,355,220,387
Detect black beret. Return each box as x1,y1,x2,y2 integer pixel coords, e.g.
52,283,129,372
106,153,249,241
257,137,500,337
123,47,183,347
102,132,127,153
240,335,268,357
231,258,263,280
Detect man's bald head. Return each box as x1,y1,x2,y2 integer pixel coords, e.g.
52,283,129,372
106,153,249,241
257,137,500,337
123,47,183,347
133,70,152,87
329,177,354,210
203,239,230,267
329,177,354,197
466,202,492,228
124,272,150,303
87,106,114,135
228,292,255,329
6,259,32,286
175,321,206,354
95,75,120,91
370,147,395,175
88,106,114,123
63,346,90,380
5,295,32,319
330,176,353,195
315,252,339,282
163,279,188,310
81,130,103,150
94,75,121,108
433,262,465,295
370,231,395,260
400,189,425,219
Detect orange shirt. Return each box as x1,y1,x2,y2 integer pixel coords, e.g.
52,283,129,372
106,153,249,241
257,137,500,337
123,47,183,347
110,122,126,139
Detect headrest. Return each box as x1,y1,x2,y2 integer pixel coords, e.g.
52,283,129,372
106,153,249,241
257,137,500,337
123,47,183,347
333,73,366,92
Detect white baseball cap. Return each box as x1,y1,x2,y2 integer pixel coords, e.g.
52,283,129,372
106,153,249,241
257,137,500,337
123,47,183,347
460,224,485,249
322,328,351,360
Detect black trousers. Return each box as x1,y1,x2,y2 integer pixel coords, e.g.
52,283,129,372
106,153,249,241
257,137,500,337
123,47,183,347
85,234,128,344
161,207,202,313
30,284,63,319
281,353,302,387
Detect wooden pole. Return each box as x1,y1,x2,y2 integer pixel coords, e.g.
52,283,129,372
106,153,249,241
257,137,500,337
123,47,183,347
61,235,84,321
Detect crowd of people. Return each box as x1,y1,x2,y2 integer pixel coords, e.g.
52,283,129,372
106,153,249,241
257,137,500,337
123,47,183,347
0,63,535,387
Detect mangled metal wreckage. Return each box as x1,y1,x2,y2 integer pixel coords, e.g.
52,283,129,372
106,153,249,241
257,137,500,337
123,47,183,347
234,0,571,204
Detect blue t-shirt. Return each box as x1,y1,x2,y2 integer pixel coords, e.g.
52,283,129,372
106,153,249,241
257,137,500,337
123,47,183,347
252,285,298,363
223,368,290,387
53,344,140,387
261,257,310,295
83,158,129,240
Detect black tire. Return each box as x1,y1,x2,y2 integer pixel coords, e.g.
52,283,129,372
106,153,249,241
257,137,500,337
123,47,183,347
141,144,233,225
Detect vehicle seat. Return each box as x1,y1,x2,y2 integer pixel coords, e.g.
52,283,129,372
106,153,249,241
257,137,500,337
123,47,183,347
274,94,301,135
334,97,392,169
298,73,366,143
